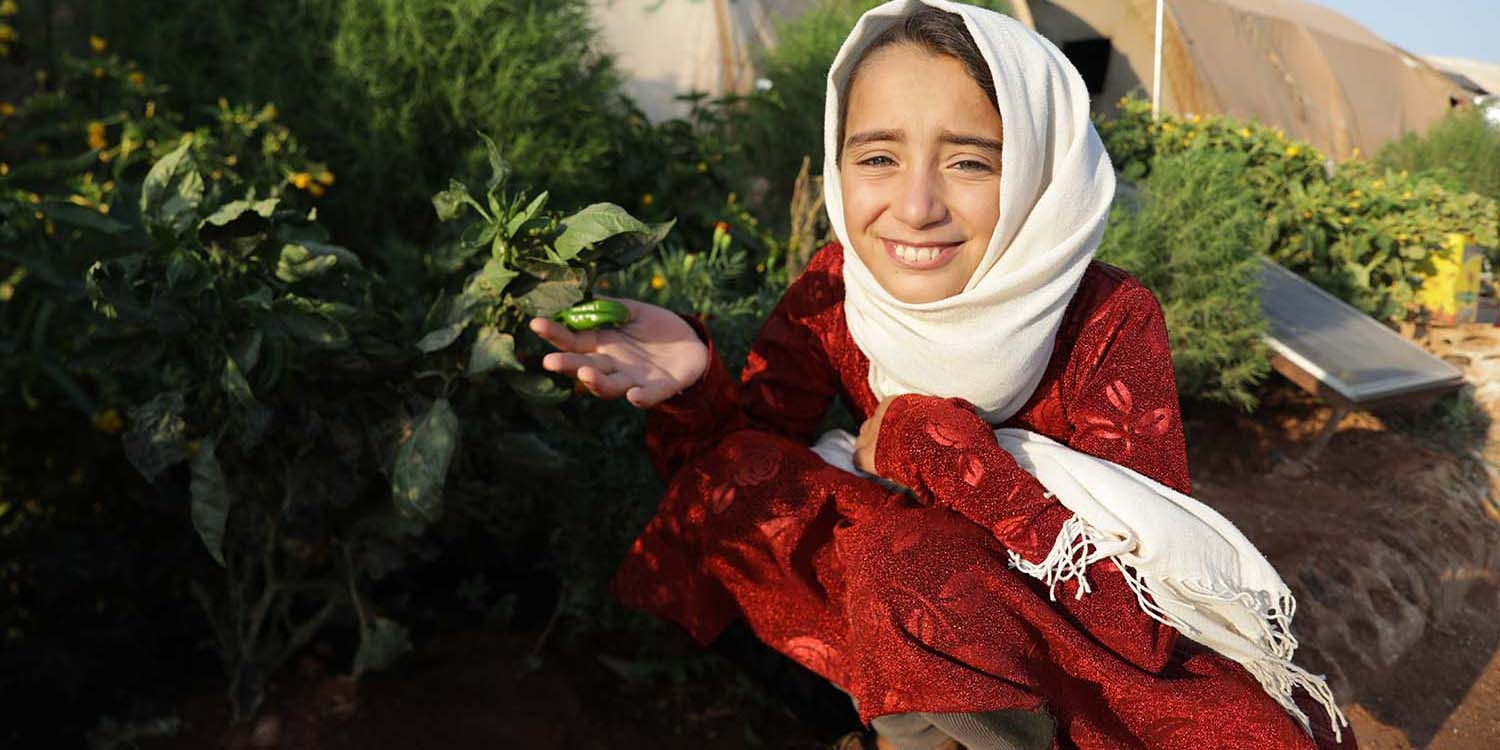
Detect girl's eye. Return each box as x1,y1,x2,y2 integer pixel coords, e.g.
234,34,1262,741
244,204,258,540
857,155,895,167
953,159,996,173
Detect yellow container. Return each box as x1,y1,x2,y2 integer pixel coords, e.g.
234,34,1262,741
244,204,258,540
1417,233,1484,325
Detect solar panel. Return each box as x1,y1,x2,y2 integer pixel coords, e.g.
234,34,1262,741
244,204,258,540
1258,257,1465,405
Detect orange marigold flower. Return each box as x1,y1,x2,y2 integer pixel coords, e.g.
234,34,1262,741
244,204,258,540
89,35,107,55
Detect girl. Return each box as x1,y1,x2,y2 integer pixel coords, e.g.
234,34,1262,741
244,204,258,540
529,2,1356,748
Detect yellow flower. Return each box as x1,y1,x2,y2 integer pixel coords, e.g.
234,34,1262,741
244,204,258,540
0,2,18,18
640,192,654,207
1373,179,1385,189
1402,191,1413,199
92,66,104,80
308,183,326,198
1189,113,1201,124
44,219,55,236
260,103,277,120
1339,217,1351,225
89,35,107,54
0,24,15,44
0,162,7,175
1302,210,1313,219
93,408,123,435
1284,145,1299,157
127,71,144,88
210,169,222,180
27,192,39,204
0,282,11,302
1397,234,1408,242
650,274,667,290
316,170,335,186
1351,147,1361,158
1348,189,1361,198
0,101,13,117
289,172,312,190
696,161,708,173
755,263,766,273
1239,127,1251,138
86,121,106,150
96,203,109,214
224,154,238,167
68,194,92,208
144,100,155,119
1350,201,1361,210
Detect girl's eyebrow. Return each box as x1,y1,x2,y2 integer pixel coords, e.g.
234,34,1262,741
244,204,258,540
843,128,1003,155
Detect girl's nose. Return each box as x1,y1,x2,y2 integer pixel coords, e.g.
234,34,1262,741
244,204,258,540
891,167,948,229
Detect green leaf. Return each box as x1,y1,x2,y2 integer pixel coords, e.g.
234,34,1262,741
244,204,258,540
468,327,524,376
505,372,572,406
353,617,412,678
140,137,194,216
37,202,130,235
271,296,350,349
599,218,674,271
515,280,584,319
276,244,340,283
553,203,649,261
232,330,264,375
221,354,256,407
123,391,190,483
505,191,549,240
0,149,103,183
477,132,510,194
415,320,468,353
462,258,519,303
392,398,460,524
432,179,477,222
190,439,236,567
513,257,583,283
199,198,280,229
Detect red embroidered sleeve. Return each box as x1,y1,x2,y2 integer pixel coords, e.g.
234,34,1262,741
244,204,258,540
872,282,1188,672
642,266,841,484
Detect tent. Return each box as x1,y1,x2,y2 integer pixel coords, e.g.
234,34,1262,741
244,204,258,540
1424,55,1500,96
1017,0,1467,159
588,0,817,122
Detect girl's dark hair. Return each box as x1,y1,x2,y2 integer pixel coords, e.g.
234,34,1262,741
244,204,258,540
839,7,1000,160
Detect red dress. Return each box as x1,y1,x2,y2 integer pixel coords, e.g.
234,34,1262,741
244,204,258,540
610,242,1355,750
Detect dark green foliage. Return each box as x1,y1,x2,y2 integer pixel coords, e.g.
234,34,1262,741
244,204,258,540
83,0,634,244
1099,150,1270,410
1376,106,1500,205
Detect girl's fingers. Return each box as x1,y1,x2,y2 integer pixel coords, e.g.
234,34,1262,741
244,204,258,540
528,317,599,353
541,351,615,378
577,366,636,400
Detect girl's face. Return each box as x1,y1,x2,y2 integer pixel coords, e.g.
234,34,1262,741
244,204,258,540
840,44,1003,304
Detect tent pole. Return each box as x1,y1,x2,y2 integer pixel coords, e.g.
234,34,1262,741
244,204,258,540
1152,0,1164,120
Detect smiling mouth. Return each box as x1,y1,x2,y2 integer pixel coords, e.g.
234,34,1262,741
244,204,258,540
883,239,961,269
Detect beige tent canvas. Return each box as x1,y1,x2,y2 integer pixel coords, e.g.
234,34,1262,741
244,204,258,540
1017,0,1466,159
589,0,818,122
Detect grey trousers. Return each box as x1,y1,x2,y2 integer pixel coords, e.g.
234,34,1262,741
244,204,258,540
843,688,1057,750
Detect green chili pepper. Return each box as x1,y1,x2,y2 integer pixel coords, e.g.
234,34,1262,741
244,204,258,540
553,299,632,331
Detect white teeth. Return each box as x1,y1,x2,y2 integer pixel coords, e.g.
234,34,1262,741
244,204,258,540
894,244,942,263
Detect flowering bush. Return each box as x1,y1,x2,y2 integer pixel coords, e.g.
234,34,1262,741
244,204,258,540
1101,96,1500,319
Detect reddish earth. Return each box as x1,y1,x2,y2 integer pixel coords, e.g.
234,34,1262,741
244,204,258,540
140,382,1500,750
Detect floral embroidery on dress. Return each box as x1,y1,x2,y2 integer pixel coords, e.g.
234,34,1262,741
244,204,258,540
1076,378,1174,457
733,444,783,487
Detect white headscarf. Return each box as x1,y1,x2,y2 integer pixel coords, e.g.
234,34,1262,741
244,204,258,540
812,2,1348,740
824,0,1113,425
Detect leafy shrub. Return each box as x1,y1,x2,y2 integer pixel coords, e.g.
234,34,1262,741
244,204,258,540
1376,106,1500,205
3,33,675,726
1099,150,1270,409
79,0,635,244
1101,96,1500,320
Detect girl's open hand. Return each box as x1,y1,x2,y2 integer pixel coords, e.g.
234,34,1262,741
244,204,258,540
528,296,708,410
854,395,899,476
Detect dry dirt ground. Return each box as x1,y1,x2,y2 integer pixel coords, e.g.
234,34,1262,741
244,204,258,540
139,384,1500,750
